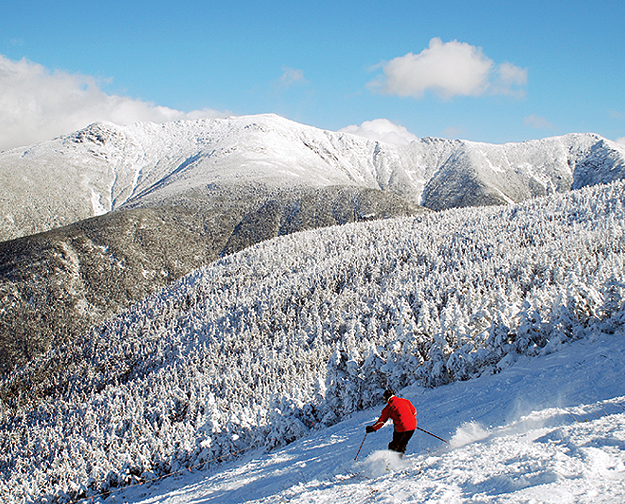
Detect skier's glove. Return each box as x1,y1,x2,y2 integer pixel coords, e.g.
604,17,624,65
366,425,375,433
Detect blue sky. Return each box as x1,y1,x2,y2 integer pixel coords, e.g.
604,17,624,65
1,0,624,150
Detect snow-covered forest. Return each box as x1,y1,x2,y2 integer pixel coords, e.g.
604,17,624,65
1,180,625,503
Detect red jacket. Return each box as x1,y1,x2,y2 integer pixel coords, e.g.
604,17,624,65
372,396,417,432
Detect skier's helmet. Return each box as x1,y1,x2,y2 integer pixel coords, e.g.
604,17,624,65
383,389,395,402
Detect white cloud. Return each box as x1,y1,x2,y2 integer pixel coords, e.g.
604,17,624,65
442,126,465,139
0,54,228,151
494,62,528,97
339,118,418,145
369,37,527,99
523,114,555,130
279,67,307,87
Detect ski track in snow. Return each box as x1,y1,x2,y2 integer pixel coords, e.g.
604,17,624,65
105,331,625,504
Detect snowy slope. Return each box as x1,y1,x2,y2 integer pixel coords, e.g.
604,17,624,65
0,184,421,378
1,113,624,241
111,329,625,504
1,180,624,503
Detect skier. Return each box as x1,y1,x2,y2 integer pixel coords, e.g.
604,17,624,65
366,389,417,455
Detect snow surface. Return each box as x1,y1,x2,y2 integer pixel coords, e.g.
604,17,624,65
103,330,625,504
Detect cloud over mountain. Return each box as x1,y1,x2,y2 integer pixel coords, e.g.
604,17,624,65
339,118,419,145
0,54,228,151
370,37,527,99
524,114,556,130
279,66,307,87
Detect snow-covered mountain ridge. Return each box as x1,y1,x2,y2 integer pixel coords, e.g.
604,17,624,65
1,113,624,241
2,179,624,503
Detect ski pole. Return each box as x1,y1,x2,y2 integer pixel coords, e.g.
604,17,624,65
354,432,368,461
417,426,449,444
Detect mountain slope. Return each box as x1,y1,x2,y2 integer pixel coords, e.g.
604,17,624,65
0,184,422,377
1,180,624,503
2,116,624,378
6,115,625,380
114,329,625,504
1,114,624,242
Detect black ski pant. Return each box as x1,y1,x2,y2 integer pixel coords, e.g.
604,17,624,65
388,429,414,454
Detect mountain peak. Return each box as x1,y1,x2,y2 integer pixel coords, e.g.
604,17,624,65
1,114,624,242
68,121,126,147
